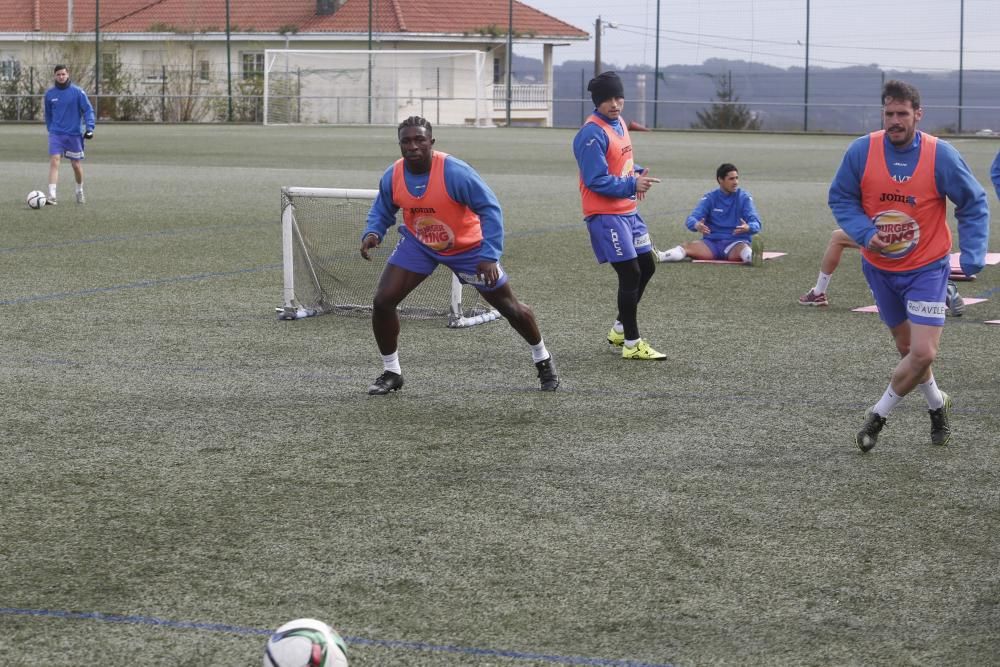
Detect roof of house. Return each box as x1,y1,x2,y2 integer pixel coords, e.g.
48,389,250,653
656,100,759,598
0,0,589,39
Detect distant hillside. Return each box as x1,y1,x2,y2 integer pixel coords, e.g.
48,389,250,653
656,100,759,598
511,56,1000,133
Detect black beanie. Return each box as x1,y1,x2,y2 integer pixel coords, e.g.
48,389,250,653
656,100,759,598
588,71,625,106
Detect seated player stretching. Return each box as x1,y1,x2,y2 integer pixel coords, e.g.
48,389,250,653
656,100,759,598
656,163,764,266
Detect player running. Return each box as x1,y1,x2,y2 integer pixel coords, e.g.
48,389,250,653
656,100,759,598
828,80,990,452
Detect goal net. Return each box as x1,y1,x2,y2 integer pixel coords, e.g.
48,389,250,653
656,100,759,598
279,187,500,328
264,50,490,127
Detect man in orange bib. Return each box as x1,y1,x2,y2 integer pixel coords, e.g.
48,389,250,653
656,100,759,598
573,71,666,361
828,80,990,452
360,116,559,395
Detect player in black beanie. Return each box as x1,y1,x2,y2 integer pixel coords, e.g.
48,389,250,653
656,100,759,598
588,71,625,107
573,71,667,361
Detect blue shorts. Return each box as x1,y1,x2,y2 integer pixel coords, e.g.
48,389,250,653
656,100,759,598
862,259,949,328
49,133,85,160
702,237,750,260
386,227,508,292
586,213,653,264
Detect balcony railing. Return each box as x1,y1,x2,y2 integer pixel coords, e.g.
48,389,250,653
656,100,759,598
490,83,548,111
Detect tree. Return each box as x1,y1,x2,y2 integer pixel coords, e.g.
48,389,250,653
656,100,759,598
691,71,761,131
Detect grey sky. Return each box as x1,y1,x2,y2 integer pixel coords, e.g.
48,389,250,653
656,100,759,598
517,0,998,72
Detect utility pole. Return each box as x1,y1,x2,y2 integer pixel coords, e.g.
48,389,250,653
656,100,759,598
653,0,661,128
225,0,233,122
594,16,601,79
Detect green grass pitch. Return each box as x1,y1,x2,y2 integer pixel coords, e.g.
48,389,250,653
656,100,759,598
1,123,999,666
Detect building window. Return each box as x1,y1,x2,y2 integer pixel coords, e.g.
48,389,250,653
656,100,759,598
142,50,166,81
197,50,211,82
0,52,20,81
100,52,118,83
493,58,501,85
241,52,264,80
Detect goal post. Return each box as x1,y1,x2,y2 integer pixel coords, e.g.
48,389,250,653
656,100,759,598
264,50,490,127
279,186,501,328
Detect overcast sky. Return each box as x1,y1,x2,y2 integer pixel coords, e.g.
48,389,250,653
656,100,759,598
517,0,998,72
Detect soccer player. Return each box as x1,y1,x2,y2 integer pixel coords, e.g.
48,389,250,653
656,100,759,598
798,228,966,316
44,65,95,205
656,163,764,266
360,116,559,395
573,71,666,361
829,80,990,452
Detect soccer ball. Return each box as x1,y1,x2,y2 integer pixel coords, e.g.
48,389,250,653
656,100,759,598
26,190,47,209
263,618,349,667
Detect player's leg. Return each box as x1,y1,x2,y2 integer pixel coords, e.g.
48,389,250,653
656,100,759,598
367,239,436,395
659,239,713,262
478,283,559,391
47,150,61,205
857,263,949,450
801,229,858,305
71,159,85,203
635,249,656,305
724,239,758,264
887,266,950,444
610,258,666,360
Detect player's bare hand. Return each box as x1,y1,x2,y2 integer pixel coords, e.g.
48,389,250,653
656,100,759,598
694,219,710,235
360,233,380,261
733,218,751,234
867,232,890,253
635,175,661,194
477,260,500,288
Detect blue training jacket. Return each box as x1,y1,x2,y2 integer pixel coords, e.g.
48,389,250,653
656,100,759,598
572,109,646,202
685,187,762,240
44,83,95,136
363,155,505,262
991,149,1000,201
828,132,990,277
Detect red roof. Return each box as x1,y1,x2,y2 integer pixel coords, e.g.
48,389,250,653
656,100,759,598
0,0,588,38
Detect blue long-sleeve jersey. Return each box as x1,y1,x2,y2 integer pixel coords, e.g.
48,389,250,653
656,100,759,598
44,83,95,136
991,149,1000,201
829,132,989,277
572,110,645,201
685,188,762,239
363,155,505,262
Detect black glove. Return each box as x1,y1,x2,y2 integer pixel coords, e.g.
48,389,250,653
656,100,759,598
84,130,94,140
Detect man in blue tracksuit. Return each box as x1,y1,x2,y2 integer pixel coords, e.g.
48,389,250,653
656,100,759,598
656,163,764,266
44,64,95,205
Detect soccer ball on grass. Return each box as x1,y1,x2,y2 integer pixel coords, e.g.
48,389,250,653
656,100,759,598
263,618,348,667
26,190,47,209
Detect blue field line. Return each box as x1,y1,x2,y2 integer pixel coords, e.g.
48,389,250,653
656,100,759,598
0,221,273,255
0,264,281,306
0,607,674,667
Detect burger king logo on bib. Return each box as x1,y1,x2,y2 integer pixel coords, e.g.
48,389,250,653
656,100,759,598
872,209,920,260
414,217,455,252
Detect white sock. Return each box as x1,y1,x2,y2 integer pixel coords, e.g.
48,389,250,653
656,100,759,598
612,321,624,334
739,245,752,263
815,272,832,294
530,339,549,363
49,184,57,198
76,183,84,194
381,351,401,375
873,384,904,417
660,246,686,262
624,337,640,348
918,376,944,410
